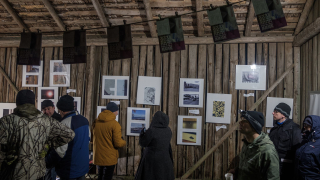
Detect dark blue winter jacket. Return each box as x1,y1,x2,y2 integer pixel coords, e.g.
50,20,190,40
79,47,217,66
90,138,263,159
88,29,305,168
295,115,320,180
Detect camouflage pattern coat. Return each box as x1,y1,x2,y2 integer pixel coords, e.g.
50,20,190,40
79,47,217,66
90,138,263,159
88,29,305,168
0,104,75,180
238,132,280,180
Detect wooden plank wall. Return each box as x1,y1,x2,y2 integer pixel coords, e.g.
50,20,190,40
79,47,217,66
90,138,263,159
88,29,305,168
0,43,299,179
303,0,320,29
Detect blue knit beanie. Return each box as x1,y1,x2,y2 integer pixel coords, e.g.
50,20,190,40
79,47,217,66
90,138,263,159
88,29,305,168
106,102,118,112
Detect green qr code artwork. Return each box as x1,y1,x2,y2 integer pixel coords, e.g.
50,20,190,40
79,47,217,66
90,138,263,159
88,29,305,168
212,101,225,117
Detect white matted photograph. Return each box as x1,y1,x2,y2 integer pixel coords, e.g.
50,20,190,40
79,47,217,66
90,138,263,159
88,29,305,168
266,97,293,127
73,97,81,114
137,76,162,105
50,60,70,87
96,106,118,122
179,78,204,108
38,87,59,111
22,61,43,87
101,76,130,99
206,93,232,124
127,107,150,136
177,116,202,146
235,65,266,90
0,103,16,118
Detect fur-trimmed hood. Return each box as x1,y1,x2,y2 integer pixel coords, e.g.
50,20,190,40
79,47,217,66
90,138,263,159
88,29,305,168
13,103,42,122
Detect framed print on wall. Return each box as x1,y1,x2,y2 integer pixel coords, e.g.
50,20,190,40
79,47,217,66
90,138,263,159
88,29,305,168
22,61,43,87
126,107,150,136
206,93,232,124
179,78,204,108
96,106,118,122
235,65,267,90
38,87,59,111
137,76,162,105
101,76,130,99
266,97,293,127
0,103,16,118
50,60,70,87
177,116,202,146
73,97,81,114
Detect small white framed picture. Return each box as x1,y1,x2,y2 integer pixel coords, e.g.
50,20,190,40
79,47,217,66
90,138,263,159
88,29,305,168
96,106,118,122
127,107,150,136
50,60,70,87
73,97,81,114
235,65,267,90
137,76,162,105
0,103,16,118
179,78,204,108
22,61,43,87
101,76,130,99
177,116,202,146
206,93,232,124
266,97,293,127
38,87,59,111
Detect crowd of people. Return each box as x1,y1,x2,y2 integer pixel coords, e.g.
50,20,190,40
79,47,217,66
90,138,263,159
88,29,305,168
0,89,319,180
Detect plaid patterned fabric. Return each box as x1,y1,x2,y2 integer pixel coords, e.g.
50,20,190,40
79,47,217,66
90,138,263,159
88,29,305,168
252,0,287,32
18,33,42,65
207,5,240,42
156,16,185,53
63,30,87,64
107,24,133,60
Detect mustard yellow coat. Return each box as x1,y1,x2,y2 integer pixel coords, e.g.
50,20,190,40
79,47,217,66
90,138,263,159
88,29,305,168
92,110,126,166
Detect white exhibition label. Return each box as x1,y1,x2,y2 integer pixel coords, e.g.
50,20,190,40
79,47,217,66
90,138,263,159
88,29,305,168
67,89,76,93
243,93,255,97
111,101,120,105
216,125,227,131
189,109,200,114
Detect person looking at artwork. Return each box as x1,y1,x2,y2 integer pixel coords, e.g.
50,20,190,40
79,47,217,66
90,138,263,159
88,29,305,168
0,90,75,180
92,102,126,180
42,99,61,121
269,103,301,180
135,111,174,180
228,110,280,180
46,95,90,180
295,115,320,180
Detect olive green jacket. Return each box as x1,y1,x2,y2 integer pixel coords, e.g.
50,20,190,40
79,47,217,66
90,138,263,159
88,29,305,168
238,132,280,180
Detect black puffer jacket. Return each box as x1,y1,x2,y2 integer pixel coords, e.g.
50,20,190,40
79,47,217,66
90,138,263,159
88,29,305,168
269,118,302,179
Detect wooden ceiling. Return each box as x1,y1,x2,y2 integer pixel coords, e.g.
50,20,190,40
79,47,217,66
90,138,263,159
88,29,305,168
0,0,309,38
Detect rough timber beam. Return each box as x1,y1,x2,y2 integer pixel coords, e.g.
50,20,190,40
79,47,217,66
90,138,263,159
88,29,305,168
143,0,157,37
245,0,254,36
293,17,320,46
294,0,315,35
91,0,109,34
0,0,30,32
196,0,204,37
42,0,66,31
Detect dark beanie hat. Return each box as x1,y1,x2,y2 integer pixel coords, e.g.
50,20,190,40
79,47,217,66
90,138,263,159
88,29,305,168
57,95,74,112
106,102,118,112
304,117,313,127
41,99,54,109
274,103,291,117
16,89,35,106
241,111,265,134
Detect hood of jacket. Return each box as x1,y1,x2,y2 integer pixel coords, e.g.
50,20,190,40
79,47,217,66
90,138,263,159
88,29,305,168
13,103,41,122
150,111,169,128
243,132,274,147
303,115,320,140
97,110,116,122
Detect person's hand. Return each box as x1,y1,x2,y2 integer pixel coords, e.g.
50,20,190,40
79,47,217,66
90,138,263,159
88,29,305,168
228,169,235,175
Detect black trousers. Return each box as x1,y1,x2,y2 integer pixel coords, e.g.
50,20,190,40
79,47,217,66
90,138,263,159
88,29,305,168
98,165,115,180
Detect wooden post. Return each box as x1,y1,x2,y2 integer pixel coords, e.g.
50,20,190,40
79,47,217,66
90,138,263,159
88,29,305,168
293,47,301,124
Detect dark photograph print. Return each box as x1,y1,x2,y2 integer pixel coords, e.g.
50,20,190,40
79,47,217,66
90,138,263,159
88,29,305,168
26,75,38,85
182,118,197,129
144,87,155,104
53,62,67,72
183,81,200,92
132,109,146,121
183,94,199,105
3,109,13,117
74,101,78,111
26,65,40,72
182,132,197,143
130,123,146,133
41,89,55,99
116,79,128,96
104,79,115,95
242,71,259,83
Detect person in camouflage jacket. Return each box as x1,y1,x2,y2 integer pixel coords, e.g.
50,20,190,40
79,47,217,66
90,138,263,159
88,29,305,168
0,90,75,180
231,110,280,180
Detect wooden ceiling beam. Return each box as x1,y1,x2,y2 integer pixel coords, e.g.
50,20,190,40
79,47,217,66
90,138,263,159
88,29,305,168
142,0,157,37
0,0,29,32
91,0,109,34
293,16,320,46
196,0,204,37
294,0,315,35
245,0,254,37
42,0,66,31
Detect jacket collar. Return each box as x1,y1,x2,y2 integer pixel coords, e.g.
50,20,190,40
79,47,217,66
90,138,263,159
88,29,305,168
274,118,293,131
61,111,77,120
13,103,41,122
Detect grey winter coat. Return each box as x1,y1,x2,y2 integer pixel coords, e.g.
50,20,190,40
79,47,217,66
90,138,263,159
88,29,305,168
135,111,174,180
